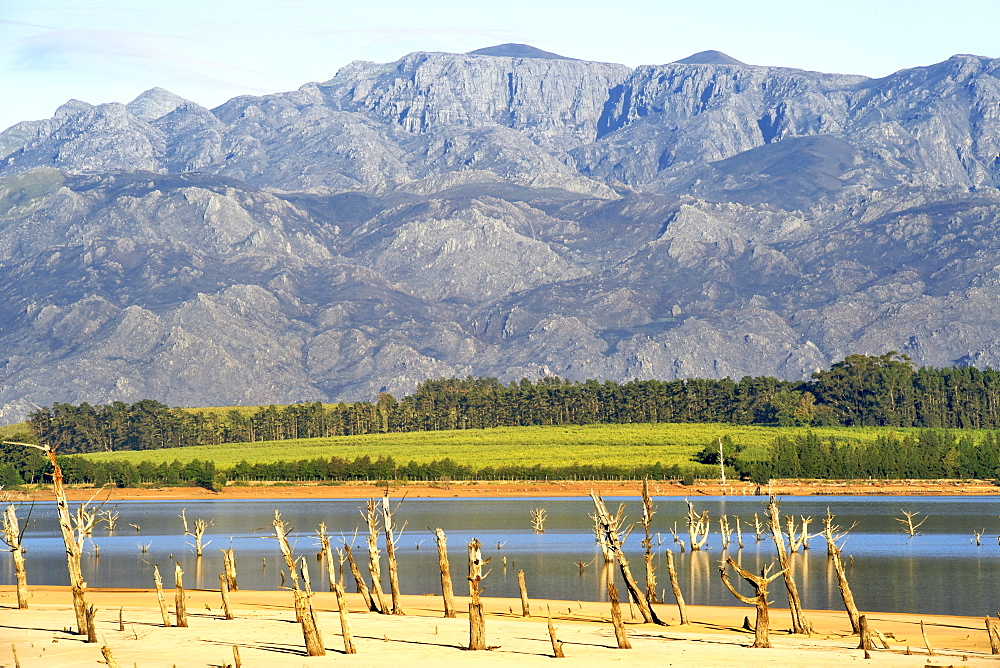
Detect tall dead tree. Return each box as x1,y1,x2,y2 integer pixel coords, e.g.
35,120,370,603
821,508,860,633
2,503,28,609
640,479,658,603
274,511,325,656
5,441,97,634
719,556,785,648
590,491,662,624
361,499,388,614
766,495,812,634
380,494,405,615
153,565,171,627
431,527,457,618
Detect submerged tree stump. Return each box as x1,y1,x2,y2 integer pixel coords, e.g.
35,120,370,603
517,570,530,617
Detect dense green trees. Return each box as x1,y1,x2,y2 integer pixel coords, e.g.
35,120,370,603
19,353,1000,455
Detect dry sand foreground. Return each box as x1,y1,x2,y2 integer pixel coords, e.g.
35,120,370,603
2,586,998,667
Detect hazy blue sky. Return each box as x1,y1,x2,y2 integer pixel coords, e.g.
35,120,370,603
1,0,997,130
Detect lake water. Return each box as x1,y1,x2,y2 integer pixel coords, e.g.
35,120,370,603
3,495,1000,618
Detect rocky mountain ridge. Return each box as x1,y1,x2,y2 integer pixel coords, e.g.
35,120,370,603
0,47,998,422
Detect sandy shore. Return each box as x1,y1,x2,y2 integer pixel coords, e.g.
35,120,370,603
1,586,997,666
8,478,1000,503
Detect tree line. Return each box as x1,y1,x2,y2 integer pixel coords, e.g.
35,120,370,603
698,430,1000,483
0,451,705,489
20,352,1000,455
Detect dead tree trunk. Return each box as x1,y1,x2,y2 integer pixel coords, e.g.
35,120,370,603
153,565,171,627
822,509,860,633
2,504,28,609
547,615,565,657
719,555,785,648
665,549,689,624
380,494,405,615
85,604,97,643
362,499,388,614
766,496,812,634
985,617,1000,654
684,499,710,551
221,547,238,591
219,574,234,620
333,582,356,654
343,543,377,612
467,538,488,650
608,583,631,649
10,443,96,634
174,563,188,627
274,512,325,656
640,480,658,603
431,527,457,618
517,569,530,617
590,491,662,624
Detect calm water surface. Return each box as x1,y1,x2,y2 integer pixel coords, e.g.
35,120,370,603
4,495,999,617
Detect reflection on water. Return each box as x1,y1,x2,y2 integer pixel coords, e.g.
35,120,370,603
4,495,1000,617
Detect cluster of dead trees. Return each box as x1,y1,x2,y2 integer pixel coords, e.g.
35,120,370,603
6,439,1000,660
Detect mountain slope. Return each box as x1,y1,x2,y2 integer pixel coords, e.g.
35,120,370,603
0,46,998,422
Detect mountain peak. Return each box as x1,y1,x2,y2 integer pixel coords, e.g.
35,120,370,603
126,87,190,122
467,43,576,60
672,50,747,66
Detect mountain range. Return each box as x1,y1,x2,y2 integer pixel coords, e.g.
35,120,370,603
1,44,999,422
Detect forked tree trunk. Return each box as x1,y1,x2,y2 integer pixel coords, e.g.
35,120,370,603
608,583,631,649
590,492,662,624
432,528,456,618
362,500,388,614
274,512,325,656
2,504,28,609
718,555,784,649
665,549,689,624
380,495,405,615
766,496,812,634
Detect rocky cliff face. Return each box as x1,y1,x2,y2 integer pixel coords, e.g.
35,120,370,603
1,47,999,422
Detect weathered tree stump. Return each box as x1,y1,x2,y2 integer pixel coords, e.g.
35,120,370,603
85,604,97,643
344,544,378,612
517,570,530,617
219,574,234,620
548,615,565,657
334,583,357,654
381,495,405,615
2,504,28,609
174,562,188,627
431,527,457,618
153,565,171,627
986,617,1000,654
665,549,689,624
467,538,488,650
608,583,632,649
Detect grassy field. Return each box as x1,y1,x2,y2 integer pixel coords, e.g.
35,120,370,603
0,422,28,439
77,422,924,470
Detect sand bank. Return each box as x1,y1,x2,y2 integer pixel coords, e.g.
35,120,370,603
9,478,1000,503
1,586,997,666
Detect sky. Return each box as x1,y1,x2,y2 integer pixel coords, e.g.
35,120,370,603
1,0,998,131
